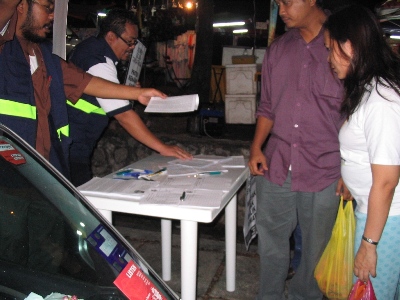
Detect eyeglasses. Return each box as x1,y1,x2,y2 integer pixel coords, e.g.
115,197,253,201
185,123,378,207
32,0,55,14
274,0,293,6
115,33,139,47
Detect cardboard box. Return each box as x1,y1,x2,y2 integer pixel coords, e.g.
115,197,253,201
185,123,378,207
232,55,256,64
222,46,266,66
225,64,257,95
225,94,257,124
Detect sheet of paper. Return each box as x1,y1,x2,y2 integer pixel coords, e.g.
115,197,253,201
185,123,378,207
221,155,246,168
193,155,233,162
78,177,159,200
167,155,244,169
166,163,228,177
160,176,232,191
168,158,217,168
179,190,226,208
144,94,199,113
140,188,226,208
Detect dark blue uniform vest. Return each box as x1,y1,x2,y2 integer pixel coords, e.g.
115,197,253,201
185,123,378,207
68,36,131,163
0,38,71,177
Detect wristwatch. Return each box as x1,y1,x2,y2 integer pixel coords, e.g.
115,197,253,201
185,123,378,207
362,235,379,245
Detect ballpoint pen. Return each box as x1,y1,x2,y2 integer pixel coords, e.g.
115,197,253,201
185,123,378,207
197,171,223,176
138,167,167,180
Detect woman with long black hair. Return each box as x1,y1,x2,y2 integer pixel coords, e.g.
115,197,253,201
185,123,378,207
324,4,400,299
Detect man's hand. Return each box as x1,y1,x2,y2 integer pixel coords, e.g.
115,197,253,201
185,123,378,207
248,147,268,176
137,88,167,106
336,177,353,200
159,144,192,160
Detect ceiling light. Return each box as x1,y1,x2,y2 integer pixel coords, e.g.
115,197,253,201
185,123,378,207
213,21,245,28
185,1,194,9
233,29,248,34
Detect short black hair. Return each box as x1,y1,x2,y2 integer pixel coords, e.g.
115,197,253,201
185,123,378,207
98,8,138,38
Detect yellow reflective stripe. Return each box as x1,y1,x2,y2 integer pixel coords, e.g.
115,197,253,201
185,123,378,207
67,99,106,115
0,99,37,119
57,124,69,140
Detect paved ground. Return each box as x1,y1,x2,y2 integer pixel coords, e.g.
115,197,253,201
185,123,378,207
113,213,265,300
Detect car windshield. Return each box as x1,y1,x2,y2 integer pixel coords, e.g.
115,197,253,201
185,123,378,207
0,125,178,300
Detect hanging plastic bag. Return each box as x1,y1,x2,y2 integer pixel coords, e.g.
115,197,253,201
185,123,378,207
348,279,377,300
314,197,355,300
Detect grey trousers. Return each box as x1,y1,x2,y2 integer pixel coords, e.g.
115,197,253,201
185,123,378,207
255,173,339,300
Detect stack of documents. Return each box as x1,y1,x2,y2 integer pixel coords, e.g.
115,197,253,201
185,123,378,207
78,177,158,200
78,155,245,208
144,94,199,113
166,155,245,177
160,175,232,191
139,188,226,208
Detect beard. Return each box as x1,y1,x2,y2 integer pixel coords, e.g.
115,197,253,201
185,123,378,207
20,10,51,43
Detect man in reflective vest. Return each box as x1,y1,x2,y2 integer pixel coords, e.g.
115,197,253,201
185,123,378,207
0,0,168,178
67,8,192,186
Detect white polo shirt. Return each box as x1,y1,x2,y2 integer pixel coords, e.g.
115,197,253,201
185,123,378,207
339,79,400,216
88,56,130,114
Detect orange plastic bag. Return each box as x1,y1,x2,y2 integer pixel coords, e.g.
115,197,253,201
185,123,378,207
348,279,377,300
314,197,355,300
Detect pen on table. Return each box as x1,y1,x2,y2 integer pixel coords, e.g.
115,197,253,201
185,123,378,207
147,167,166,177
138,167,167,180
197,171,223,176
180,191,186,201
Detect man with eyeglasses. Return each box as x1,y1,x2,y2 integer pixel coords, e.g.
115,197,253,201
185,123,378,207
0,0,175,178
67,8,192,186
248,0,350,299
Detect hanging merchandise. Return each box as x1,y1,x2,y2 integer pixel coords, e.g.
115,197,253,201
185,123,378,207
268,0,278,46
130,0,137,13
314,197,356,300
151,0,156,16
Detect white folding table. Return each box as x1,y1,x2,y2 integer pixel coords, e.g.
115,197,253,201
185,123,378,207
82,154,249,300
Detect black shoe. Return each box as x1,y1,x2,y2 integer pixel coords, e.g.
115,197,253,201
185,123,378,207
286,267,295,280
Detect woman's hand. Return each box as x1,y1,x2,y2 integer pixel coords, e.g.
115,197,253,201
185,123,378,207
354,241,377,282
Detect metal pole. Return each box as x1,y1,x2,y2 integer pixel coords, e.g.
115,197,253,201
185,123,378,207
53,0,69,59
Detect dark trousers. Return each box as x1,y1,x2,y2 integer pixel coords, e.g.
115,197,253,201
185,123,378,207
69,160,92,187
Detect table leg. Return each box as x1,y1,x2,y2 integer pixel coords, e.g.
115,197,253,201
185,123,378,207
181,220,198,300
225,194,237,292
99,209,112,223
161,219,172,281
